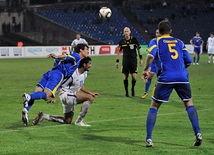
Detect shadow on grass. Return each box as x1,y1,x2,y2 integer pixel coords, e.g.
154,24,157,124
83,134,142,146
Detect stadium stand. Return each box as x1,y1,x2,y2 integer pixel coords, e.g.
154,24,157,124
36,6,147,45
128,2,214,44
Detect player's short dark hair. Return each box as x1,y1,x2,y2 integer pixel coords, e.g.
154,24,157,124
78,57,92,68
74,44,88,53
196,32,200,34
211,32,214,35
158,20,171,35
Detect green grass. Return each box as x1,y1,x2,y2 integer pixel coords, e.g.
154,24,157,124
0,54,214,155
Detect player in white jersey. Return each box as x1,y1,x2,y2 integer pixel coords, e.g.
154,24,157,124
206,32,214,64
32,57,99,126
71,34,88,48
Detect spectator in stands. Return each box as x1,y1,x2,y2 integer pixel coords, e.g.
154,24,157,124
2,22,6,33
162,0,167,8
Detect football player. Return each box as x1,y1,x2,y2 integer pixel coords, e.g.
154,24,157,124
22,44,88,126
32,57,99,126
142,20,202,147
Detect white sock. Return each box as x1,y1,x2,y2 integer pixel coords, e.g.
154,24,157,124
208,56,211,62
76,101,92,123
43,114,64,123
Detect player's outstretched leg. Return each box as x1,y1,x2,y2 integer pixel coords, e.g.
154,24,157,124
22,92,47,125
22,93,31,108
186,105,202,146
22,93,31,125
21,108,29,126
146,108,158,147
32,111,44,125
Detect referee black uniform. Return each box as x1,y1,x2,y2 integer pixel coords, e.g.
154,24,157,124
119,36,141,74
117,36,142,97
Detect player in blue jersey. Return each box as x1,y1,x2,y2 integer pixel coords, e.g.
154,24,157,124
21,44,89,126
142,21,202,147
190,32,204,65
142,30,160,99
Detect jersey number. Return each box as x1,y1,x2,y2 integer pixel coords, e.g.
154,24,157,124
168,44,178,59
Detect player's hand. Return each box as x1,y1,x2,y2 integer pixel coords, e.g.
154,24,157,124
139,59,143,67
90,92,99,98
47,53,57,58
47,98,56,104
116,62,119,68
141,71,148,82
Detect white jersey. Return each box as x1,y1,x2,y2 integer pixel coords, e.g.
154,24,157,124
207,37,214,48
71,38,88,46
61,69,87,92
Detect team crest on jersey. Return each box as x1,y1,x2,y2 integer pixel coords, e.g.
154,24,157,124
130,45,134,50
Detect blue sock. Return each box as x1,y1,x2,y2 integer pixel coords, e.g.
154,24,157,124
30,91,47,100
25,99,35,111
25,105,31,111
186,106,201,135
146,108,158,140
193,57,195,63
197,56,200,63
145,78,152,93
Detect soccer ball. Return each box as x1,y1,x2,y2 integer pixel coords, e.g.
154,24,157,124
99,7,112,19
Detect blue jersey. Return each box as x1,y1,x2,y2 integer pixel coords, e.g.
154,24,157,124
148,36,192,83
190,36,203,47
52,53,81,78
147,38,160,75
54,58,61,65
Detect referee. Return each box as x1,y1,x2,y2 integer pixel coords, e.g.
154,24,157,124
116,27,143,97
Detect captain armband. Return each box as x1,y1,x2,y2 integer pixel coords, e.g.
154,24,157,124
139,55,143,60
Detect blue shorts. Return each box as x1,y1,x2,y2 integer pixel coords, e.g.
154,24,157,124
152,83,192,102
149,62,156,74
37,69,64,96
194,47,200,54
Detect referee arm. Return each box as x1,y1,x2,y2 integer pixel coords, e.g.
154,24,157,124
138,48,143,66
116,50,121,68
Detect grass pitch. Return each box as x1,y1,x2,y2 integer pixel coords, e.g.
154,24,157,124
0,54,214,155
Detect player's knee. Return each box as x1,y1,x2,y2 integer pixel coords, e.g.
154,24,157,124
88,95,94,103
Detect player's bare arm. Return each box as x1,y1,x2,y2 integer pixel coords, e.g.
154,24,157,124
141,55,154,82
81,85,99,98
116,50,121,68
138,48,143,66
48,53,66,60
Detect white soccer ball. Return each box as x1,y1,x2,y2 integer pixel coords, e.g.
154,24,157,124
99,7,112,19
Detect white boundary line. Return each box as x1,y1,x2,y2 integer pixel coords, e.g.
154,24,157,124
0,108,212,134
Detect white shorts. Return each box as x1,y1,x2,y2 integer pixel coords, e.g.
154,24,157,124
59,91,77,113
208,47,214,54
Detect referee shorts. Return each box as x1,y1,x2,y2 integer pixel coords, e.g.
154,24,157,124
122,58,138,74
